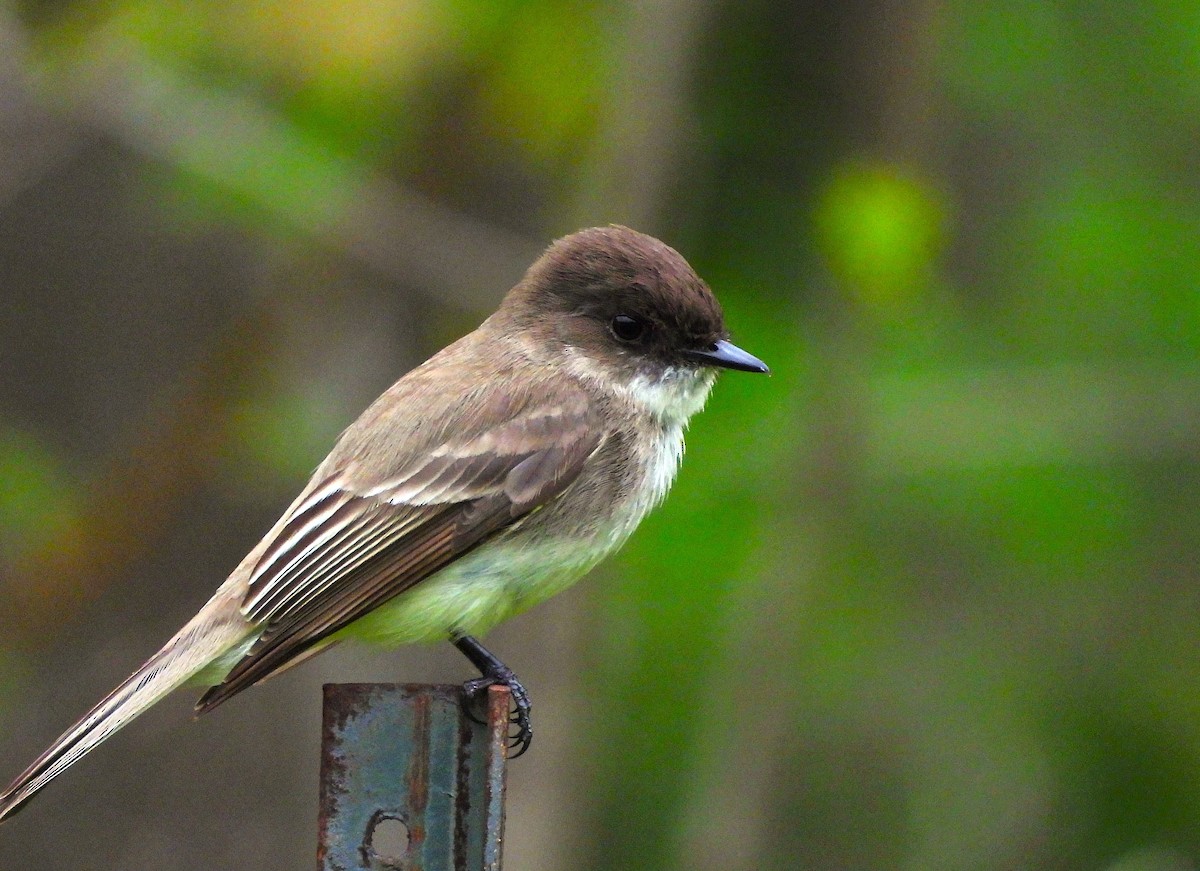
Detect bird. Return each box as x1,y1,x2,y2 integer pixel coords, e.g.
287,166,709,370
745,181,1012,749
0,224,768,821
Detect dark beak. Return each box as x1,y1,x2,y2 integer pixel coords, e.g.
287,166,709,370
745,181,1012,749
683,339,769,374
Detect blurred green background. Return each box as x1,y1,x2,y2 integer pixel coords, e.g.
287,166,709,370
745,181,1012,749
1,1,1198,869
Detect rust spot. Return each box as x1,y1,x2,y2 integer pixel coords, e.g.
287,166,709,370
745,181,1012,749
403,688,432,863
317,684,361,867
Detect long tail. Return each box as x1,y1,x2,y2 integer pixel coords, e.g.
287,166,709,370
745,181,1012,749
0,611,249,822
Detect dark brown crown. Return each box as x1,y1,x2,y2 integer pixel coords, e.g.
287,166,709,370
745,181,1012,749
509,226,728,354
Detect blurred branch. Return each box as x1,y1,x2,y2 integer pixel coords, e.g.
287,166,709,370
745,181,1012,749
850,0,940,162
865,360,1200,474
0,12,85,206
31,31,542,311
570,0,714,231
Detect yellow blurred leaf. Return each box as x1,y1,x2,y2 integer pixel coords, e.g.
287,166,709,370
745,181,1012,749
814,161,947,313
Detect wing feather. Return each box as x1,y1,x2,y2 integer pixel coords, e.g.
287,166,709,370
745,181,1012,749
249,484,352,584
245,505,400,621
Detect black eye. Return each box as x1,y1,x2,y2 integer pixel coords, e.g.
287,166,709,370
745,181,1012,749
610,314,648,343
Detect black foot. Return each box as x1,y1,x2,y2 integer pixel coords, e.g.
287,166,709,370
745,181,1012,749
452,633,533,757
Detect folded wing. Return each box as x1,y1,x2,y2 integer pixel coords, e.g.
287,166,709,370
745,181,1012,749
195,400,600,713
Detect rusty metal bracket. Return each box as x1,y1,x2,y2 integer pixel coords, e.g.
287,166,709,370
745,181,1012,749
318,684,509,871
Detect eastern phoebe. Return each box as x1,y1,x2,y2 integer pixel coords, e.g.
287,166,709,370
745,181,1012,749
0,225,767,820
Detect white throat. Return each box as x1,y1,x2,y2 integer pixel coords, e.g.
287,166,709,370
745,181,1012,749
620,367,715,426
561,347,715,427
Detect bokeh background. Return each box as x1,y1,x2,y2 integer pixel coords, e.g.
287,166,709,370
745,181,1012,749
1,1,1198,869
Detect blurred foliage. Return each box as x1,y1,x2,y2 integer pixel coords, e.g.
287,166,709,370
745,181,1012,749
2,1,1200,870
815,161,946,311
0,426,80,565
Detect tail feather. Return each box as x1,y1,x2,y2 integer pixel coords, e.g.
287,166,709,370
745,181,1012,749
0,616,248,822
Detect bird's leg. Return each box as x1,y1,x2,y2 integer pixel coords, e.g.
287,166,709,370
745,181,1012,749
451,632,532,757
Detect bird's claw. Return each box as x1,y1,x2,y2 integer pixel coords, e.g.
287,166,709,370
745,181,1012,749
460,672,533,757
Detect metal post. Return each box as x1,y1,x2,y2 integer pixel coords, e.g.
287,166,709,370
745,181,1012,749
317,684,509,871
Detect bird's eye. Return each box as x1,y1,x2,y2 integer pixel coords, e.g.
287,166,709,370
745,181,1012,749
610,314,647,343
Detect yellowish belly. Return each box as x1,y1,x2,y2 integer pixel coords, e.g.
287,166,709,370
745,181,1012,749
334,535,616,645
